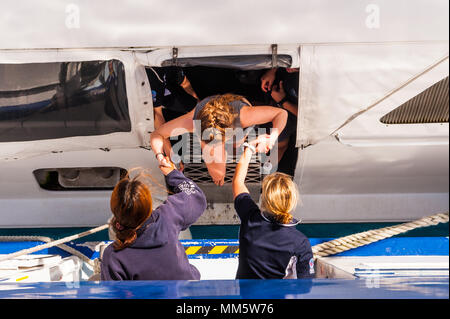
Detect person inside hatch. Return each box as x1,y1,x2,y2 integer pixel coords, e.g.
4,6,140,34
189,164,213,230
147,66,199,172
260,67,300,176
150,93,288,186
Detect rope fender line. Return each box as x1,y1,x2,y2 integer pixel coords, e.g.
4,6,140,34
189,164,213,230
0,235,95,266
0,212,448,275
0,224,109,269
312,212,449,258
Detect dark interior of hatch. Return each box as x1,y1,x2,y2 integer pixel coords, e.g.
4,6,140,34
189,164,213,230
147,54,299,182
162,54,292,105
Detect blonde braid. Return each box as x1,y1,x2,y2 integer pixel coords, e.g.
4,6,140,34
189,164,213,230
196,94,246,142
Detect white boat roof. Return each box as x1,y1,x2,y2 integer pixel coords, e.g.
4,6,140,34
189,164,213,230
0,0,448,50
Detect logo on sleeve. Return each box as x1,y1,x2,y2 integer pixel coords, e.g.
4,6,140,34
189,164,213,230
309,258,315,274
177,180,197,195
151,90,157,102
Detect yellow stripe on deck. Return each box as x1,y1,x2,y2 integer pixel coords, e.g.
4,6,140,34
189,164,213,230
208,246,228,254
185,246,202,255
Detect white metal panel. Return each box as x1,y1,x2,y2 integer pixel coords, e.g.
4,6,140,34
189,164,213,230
291,45,449,222
0,0,448,49
317,256,449,279
297,42,449,147
0,148,167,227
291,136,449,223
336,59,449,146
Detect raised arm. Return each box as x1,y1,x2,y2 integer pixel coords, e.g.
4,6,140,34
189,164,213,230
153,107,181,170
232,146,252,199
240,106,288,149
150,109,194,167
232,140,266,199
158,156,207,231
271,80,298,116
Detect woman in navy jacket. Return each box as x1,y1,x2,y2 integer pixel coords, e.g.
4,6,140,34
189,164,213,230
101,158,207,280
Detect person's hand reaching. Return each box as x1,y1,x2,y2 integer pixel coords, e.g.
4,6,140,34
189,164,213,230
158,155,176,176
261,68,277,93
250,134,273,154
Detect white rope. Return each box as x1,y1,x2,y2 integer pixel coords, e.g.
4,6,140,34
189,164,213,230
0,224,109,271
0,235,95,266
0,212,448,275
312,212,449,258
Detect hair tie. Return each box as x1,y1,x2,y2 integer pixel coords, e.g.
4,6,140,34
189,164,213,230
115,221,125,231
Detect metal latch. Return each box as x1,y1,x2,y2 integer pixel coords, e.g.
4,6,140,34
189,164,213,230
271,44,278,68
172,47,178,66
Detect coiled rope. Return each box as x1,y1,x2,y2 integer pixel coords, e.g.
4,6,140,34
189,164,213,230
312,212,449,258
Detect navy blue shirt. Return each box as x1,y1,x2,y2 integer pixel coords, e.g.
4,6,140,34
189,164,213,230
146,67,197,114
234,193,314,279
101,170,207,281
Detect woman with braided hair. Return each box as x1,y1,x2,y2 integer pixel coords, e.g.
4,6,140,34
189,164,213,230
150,94,288,186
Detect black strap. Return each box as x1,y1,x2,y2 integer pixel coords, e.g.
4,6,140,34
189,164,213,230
277,96,289,107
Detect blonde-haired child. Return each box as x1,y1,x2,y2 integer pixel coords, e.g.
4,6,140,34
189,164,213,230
232,141,314,279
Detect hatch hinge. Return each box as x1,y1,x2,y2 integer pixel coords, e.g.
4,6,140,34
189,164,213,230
271,44,278,68
172,47,179,66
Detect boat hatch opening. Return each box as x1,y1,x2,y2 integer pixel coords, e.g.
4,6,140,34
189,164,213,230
181,133,262,203
146,53,298,202
0,60,131,143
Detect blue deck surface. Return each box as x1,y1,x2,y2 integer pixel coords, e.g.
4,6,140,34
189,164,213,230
0,277,448,299
0,237,448,299
0,237,448,259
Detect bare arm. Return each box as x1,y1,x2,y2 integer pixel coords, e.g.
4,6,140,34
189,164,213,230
180,76,199,100
150,109,194,166
281,101,298,117
271,80,298,116
153,107,176,165
240,105,288,147
232,147,253,199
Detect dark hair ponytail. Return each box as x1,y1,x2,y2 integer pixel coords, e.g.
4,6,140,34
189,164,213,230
110,174,153,251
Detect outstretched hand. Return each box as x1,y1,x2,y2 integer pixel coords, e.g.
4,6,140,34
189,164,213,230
250,134,274,154
158,155,176,176
261,68,277,93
